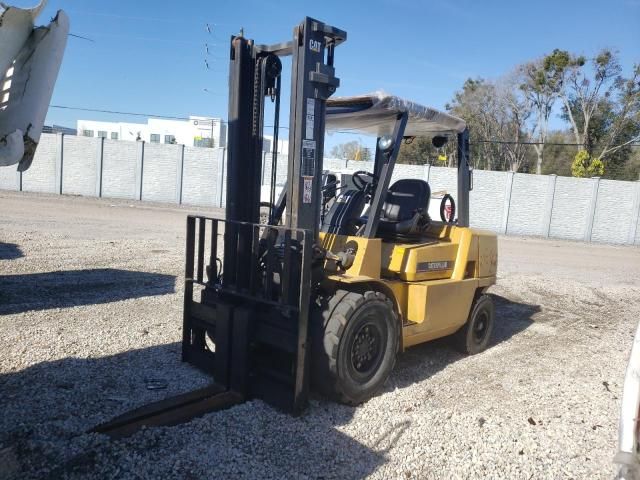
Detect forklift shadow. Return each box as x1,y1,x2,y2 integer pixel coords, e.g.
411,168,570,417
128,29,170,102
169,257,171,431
0,242,23,260
0,296,537,478
389,294,539,390
0,341,387,479
0,268,175,315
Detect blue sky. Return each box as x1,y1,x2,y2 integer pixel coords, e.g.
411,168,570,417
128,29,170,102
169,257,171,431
13,0,640,149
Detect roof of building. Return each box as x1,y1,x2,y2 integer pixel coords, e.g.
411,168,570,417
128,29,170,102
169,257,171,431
326,91,466,137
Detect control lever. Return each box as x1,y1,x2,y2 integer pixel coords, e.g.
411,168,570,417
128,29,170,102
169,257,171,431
325,249,355,270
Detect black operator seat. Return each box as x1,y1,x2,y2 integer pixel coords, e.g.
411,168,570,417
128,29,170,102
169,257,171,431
376,179,431,238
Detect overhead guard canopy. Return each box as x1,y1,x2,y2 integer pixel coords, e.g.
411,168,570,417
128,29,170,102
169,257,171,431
325,91,466,137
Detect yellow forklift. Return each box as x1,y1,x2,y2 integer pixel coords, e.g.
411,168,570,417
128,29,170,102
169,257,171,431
181,17,497,414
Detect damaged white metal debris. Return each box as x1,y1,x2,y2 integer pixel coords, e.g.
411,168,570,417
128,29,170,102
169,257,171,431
0,1,69,171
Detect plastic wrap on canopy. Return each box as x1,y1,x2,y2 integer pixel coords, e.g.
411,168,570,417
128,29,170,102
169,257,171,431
326,91,466,137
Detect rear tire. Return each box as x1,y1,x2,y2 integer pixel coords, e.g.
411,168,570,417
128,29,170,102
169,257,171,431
453,294,494,354
312,290,399,405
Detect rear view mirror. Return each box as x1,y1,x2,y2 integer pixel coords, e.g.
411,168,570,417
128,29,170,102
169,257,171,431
432,136,448,148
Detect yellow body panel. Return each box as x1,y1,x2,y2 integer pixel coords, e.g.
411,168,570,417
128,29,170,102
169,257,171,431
321,224,498,351
320,233,381,278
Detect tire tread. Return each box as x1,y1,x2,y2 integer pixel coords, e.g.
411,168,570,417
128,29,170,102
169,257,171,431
312,289,398,405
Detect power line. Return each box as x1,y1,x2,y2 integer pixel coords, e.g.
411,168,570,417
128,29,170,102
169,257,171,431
49,104,288,130
68,33,95,43
63,9,188,23
78,32,216,47
64,8,252,28
48,105,640,146
50,105,192,121
472,139,640,147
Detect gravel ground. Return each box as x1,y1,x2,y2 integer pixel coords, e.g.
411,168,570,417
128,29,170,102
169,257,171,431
1,190,639,480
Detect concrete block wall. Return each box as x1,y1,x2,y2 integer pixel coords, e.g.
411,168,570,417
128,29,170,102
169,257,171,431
181,146,221,207
549,176,594,241
470,170,506,232
0,165,19,191
62,135,99,196
21,133,58,193
101,139,137,199
591,179,638,245
506,173,549,236
141,143,181,203
1,133,639,245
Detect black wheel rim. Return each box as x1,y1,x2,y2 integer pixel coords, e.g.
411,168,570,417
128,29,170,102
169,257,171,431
349,321,383,379
472,310,489,344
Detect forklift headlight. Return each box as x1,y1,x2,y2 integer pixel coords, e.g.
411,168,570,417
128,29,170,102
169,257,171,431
378,135,394,153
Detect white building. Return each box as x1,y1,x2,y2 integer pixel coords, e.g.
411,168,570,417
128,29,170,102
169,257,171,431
76,116,293,154
76,116,227,148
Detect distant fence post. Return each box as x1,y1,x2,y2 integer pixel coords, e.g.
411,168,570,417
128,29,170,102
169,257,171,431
424,164,431,183
216,148,226,207
501,171,515,234
584,176,600,242
16,168,22,192
134,141,145,201
95,136,104,197
541,174,557,237
55,132,64,194
176,144,185,204
629,180,640,245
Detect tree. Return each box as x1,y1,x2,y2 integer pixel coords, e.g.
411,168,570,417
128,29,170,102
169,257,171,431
494,74,532,172
540,130,574,176
622,147,640,180
396,136,456,165
517,52,567,174
330,141,372,161
568,94,638,178
447,77,532,172
447,78,502,170
555,49,640,174
397,137,432,164
593,64,640,163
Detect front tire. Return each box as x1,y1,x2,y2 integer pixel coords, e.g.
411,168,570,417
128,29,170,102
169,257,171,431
453,294,495,354
312,290,399,405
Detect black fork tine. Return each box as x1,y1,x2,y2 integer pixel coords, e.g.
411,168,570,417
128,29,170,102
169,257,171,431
197,217,206,283
209,220,218,283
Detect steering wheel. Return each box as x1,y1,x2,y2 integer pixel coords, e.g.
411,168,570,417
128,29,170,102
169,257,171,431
439,194,456,223
352,170,378,192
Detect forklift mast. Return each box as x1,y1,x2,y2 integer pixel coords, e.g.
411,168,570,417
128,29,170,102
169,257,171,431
285,21,344,234
226,18,345,234
224,18,345,285
182,18,346,414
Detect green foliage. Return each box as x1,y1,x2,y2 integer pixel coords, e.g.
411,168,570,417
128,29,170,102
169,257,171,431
396,136,455,165
539,50,572,87
571,150,604,178
543,49,571,71
398,137,433,164
541,131,575,176
621,148,640,180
